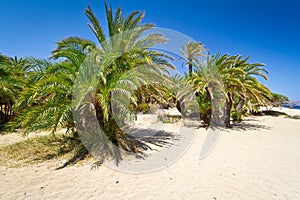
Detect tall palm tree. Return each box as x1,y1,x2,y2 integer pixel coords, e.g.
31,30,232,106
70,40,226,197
180,41,206,76
72,4,174,162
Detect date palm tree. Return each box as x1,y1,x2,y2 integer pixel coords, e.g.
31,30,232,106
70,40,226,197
0,55,27,123
235,60,271,113
180,41,206,76
214,54,272,127
7,34,96,132
218,55,245,127
0,55,26,102
73,4,174,163
189,56,225,126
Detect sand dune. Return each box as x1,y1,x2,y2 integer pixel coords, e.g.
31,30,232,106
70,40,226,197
0,108,300,199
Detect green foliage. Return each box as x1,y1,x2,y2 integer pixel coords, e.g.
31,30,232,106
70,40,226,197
0,55,28,123
137,102,150,113
187,53,272,127
262,110,288,116
180,41,206,76
7,59,76,133
194,92,211,125
0,55,26,103
271,93,289,106
231,111,243,122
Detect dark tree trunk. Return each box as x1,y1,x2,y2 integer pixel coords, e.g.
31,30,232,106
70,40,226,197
200,87,212,126
188,62,193,76
207,86,224,126
236,95,245,112
176,100,181,113
200,109,211,125
224,92,233,128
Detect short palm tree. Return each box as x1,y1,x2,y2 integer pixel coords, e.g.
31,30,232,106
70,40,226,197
189,56,225,126
235,60,272,113
0,55,25,102
213,54,272,127
0,55,27,122
214,54,248,127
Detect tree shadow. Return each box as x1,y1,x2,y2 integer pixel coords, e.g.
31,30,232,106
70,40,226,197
198,116,271,132
53,132,89,170
75,121,180,170
230,120,271,131
89,127,179,170
252,110,288,117
230,123,271,131
126,127,179,151
182,119,202,129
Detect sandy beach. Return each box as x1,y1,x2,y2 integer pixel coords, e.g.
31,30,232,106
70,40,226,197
0,107,300,200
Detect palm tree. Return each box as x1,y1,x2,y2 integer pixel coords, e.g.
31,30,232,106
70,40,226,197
0,55,25,101
189,56,225,126
213,54,272,127
186,53,272,128
0,55,27,123
7,37,95,132
72,4,174,163
214,54,248,127
180,41,206,76
235,60,271,113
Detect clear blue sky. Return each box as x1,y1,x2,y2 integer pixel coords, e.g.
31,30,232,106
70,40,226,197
1,0,299,100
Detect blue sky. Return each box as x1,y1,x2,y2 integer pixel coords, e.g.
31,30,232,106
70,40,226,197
1,0,299,100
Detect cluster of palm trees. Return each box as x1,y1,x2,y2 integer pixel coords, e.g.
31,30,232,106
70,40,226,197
0,4,274,161
181,51,272,127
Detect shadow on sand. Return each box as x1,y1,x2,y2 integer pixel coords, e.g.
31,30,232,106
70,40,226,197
126,127,179,151
229,115,271,131
230,122,271,131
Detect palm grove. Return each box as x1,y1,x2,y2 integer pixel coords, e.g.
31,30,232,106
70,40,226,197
0,4,277,164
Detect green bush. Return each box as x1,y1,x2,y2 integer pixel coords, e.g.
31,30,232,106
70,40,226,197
232,112,243,122
137,102,150,113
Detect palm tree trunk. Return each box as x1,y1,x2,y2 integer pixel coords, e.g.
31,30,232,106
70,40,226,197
176,100,181,113
188,62,193,76
200,87,212,125
224,92,233,128
236,95,245,112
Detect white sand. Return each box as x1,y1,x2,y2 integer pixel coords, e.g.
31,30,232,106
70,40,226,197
0,109,300,199
0,128,67,147
269,106,300,117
